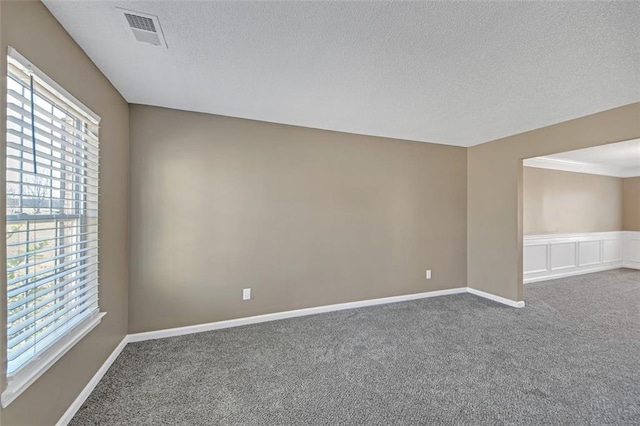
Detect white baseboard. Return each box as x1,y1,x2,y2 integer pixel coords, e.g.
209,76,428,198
622,262,640,270
128,287,469,342
524,264,622,284
56,336,129,426
466,287,525,308
128,287,524,343
57,285,523,424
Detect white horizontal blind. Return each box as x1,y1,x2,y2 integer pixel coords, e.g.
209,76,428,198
5,48,100,375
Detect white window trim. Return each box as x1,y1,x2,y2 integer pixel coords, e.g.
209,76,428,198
3,46,105,408
7,47,101,125
1,312,106,408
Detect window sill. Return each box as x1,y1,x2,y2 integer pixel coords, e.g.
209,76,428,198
1,311,106,408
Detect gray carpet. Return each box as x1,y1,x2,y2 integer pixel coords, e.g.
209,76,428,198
71,269,640,425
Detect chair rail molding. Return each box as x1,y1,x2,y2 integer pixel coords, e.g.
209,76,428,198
523,231,640,283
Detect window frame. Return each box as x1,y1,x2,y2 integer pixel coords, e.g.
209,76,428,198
1,47,105,408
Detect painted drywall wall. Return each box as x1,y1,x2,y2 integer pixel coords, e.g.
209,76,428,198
523,167,623,235
128,105,467,333
468,103,640,302
0,1,130,425
623,177,640,231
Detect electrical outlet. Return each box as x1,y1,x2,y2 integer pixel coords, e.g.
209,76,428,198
242,288,251,300
426,270,432,280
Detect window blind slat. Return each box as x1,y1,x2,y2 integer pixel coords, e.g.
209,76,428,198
7,167,99,189
6,181,99,195
6,122,99,167
7,90,100,147
8,264,97,298
6,179,98,197
6,135,98,171
6,127,98,168
8,286,98,342
7,232,98,250
7,287,99,347
8,275,98,314
7,101,100,155
7,288,99,348
7,295,99,358
7,111,99,158
7,271,99,313
7,248,96,277
7,253,97,287
7,157,99,183
6,139,99,174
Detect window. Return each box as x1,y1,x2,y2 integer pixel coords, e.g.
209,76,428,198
3,47,103,405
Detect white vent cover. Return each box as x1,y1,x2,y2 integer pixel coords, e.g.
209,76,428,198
117,8,167,48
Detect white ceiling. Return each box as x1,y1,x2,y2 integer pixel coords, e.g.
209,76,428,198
524,139,640,178
42,1,640,147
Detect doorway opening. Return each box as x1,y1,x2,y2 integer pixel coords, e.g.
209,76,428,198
521,139,640,287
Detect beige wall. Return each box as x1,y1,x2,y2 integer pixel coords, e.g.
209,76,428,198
0,1,130,425
523,167,623,235
468,103,640,302
623,177,640,231
128,105,467,333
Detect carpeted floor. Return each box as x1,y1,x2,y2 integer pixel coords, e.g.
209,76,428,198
71,269,640,425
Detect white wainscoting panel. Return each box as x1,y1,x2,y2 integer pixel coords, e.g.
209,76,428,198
578,240,601,266
602,239,623,263
524,244,548,274
524,232,640,283
623,233,640,269
550,242,577,270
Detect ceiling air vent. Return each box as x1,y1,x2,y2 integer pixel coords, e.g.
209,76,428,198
117,8,167,48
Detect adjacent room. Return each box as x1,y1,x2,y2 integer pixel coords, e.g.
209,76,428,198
523,139,640,284
519,142,640,381
0,1,638,425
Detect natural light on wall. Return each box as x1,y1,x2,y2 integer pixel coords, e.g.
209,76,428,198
3,47,103,407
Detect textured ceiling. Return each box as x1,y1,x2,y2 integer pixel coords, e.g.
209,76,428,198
42,1,639,147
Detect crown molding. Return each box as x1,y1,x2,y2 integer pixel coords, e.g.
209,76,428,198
523,157,640,178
